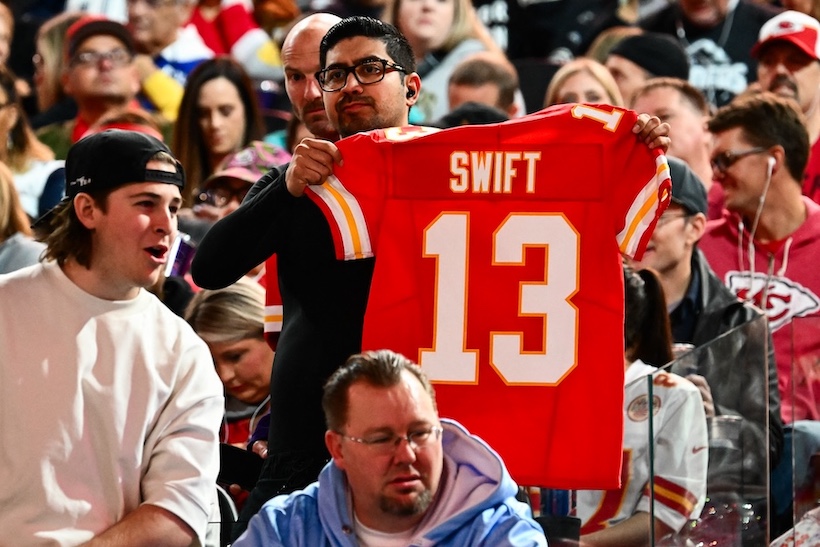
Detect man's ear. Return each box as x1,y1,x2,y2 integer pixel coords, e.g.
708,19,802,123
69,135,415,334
688,212,707,245
325,430,346,470
73,193,101,230
405,73,421,106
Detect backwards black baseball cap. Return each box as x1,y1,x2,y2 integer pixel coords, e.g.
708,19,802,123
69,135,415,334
34,130,185,227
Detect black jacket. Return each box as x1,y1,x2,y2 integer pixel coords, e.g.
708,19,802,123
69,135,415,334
678,248,783,491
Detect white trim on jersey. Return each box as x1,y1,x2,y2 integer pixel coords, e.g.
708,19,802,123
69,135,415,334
618,156,670,258
307,176,373,260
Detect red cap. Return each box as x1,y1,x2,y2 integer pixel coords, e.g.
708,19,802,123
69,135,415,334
65,15,135,60
752,10,820,60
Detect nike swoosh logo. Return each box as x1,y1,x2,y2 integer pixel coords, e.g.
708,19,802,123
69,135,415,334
692,446,708,454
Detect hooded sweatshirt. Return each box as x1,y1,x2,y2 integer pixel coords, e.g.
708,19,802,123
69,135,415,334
700,196,820,422
233,419,546,546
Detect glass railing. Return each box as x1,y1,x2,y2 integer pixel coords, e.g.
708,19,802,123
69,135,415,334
536,316,773,546
769,316,820,546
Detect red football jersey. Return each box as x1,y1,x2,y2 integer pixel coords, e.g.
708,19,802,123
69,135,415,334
307,104,671,488
263,255,282,350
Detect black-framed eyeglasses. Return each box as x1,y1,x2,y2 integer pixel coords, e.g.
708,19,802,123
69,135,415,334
337,426,442,455
315,58,406,92
196,185,250,208
70,48,133,69
710,147,767,174
656,212,692,228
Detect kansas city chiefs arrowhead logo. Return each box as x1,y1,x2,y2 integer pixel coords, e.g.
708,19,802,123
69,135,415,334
725,271,820,331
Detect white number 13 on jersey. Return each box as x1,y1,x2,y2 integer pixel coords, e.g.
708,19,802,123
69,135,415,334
420,213,580,385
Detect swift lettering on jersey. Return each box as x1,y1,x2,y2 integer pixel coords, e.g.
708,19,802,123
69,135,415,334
450,151,542,194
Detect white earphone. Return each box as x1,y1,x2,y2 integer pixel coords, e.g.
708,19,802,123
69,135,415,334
767,156,775,177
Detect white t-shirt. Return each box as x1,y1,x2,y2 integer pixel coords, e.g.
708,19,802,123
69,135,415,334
0,261,224,545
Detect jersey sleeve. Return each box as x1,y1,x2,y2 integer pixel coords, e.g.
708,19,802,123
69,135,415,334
635,373,708,531
263,254,282,350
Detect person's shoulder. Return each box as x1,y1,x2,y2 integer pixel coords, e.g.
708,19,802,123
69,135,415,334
0,262,44,289
242,483,324,543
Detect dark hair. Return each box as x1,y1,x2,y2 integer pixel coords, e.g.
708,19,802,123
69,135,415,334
319,16,416,75
708,92,809,183
631,76,711,116
173,56,264,207
449,57,518,110
36,189,111,268
624,265,673,366
322,349,437,432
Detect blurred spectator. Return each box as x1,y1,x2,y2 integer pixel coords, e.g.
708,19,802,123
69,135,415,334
65,0,128,22
28,12,83,130
36,16,143,160
576,265,708,544
0,65,63,221
276,13,341,142
194,140,290,223
543,57,624,107
700,92,819,424
752,11,820,204
233,349,547,546
173,56,265,207
628,157,782,482
432,100,508,128
83,106,165,141
640,0,780,107
631,77,720,218
783,0,820,19
283,114,311,153
0,3,10,67
189,0,285,81
299,0,385,21
252,0,301,33
383,0,490,123
700,95,820,535
0,161,45,273
126,0,214,120
585,25,643,64
447,52,519,117
478,0,632,61
605,32,690,104
0,3,29,101
5,2,65,116
186,278,274,449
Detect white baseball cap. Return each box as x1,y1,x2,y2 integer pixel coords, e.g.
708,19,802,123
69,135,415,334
752,10,820,60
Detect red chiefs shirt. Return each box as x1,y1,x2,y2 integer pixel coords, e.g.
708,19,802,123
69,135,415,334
700,198,820,423
307,104,671,488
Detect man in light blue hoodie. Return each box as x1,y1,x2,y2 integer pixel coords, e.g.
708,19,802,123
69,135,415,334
233,349,546,546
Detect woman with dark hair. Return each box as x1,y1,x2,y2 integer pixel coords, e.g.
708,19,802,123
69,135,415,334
173,56,264,207
0,66,64,221
575,265,708,546
624,265,674,367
